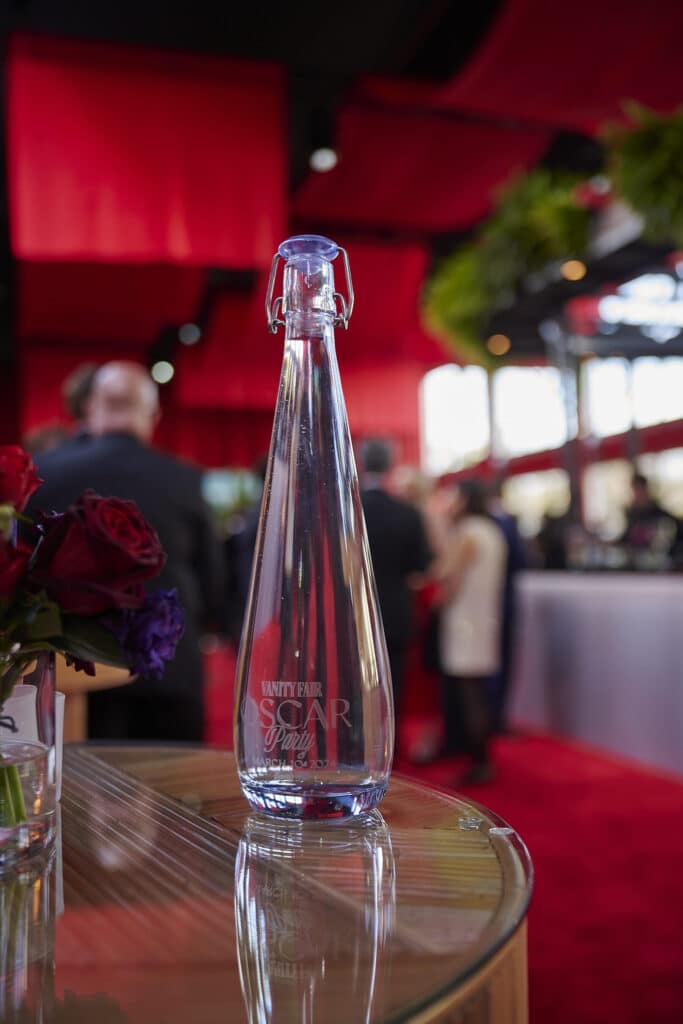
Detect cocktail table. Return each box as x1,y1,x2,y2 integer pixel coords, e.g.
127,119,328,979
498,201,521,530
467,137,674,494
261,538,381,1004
11,745,533,1023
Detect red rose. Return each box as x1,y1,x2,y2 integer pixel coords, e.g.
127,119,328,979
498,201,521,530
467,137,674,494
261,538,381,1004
0,445,42,513
30,491,166,615
0,540,30,599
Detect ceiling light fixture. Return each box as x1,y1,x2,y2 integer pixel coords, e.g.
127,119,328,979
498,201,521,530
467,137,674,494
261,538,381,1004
151,360,175,384
309,146,338,173
178,323,202,346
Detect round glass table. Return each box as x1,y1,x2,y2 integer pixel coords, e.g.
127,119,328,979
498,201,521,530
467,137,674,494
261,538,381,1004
3,745,532,1023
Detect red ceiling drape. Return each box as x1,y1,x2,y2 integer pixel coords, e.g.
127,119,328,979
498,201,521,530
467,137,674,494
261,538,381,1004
7,35,286,269
436,0,683,132
294,104,550,232
360,0,683,134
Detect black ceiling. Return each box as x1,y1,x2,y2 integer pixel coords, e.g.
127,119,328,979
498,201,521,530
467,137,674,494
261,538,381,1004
3,1,499,79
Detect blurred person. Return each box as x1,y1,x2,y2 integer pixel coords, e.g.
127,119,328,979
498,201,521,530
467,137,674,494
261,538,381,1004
28,361,224,742
63,362,99,427
436,479,506,784
359,439,432,720
621,472,681,568
535,512,569,570
391,464,433,507
21,364,99,458
487,480,528,734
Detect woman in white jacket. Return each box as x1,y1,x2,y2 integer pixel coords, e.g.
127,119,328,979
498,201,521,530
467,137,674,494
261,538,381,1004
435,479,506,783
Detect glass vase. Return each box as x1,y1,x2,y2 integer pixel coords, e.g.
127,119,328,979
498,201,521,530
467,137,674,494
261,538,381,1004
0,654,57,869
234,235,394,820
0,840,57,1021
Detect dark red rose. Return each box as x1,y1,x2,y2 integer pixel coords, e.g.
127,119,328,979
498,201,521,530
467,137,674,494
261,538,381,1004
0,540,30,599
0,446,42,513
30,491,166,615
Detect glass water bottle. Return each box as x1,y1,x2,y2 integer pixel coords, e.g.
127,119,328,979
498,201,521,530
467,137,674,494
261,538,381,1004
234,235,394,819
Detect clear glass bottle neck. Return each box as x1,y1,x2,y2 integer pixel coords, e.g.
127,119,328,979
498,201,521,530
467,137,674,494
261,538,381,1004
282,251,337,319
284,309,335,340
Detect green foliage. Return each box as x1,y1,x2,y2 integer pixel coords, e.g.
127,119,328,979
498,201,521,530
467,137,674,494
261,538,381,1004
424,169,590,365
423,245,495,365
607,103,683,245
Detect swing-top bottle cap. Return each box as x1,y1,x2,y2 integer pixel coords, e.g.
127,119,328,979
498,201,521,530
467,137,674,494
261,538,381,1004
278,235,339,261
266,235,354,333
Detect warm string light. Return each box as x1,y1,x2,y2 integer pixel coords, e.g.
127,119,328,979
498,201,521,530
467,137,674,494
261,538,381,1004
486,333,511,356
561,259,587,282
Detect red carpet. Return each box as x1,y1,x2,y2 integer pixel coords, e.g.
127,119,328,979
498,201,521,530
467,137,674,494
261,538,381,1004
205,645,683,1024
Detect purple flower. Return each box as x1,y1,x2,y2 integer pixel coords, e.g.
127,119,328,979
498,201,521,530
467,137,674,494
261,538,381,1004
105,589,185,680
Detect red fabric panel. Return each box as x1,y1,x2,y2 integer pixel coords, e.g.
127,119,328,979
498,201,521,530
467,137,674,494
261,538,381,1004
345,362,424,463
155,407,274,468
175,288,280,410
17,262,205,346
161,376,422,469
336,240,446,368
7,35,286,268
294,104,550,231
437,0,683,132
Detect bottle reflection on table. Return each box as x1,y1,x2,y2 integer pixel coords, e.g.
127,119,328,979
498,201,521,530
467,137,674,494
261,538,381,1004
235,811,396,1023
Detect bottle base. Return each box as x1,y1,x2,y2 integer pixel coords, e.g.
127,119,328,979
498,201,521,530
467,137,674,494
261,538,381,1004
240,779,388,820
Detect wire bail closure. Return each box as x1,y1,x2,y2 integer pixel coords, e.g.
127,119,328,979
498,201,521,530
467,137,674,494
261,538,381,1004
265,246,354,334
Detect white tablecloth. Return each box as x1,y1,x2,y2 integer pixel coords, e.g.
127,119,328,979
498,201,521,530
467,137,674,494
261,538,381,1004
510,572,683,776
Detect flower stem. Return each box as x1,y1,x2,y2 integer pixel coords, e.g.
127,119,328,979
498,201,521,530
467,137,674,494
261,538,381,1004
0,763,27,828
0,766,14,826
8,763,27,823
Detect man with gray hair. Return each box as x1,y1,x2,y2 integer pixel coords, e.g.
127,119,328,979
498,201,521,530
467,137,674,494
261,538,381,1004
30,361,224,742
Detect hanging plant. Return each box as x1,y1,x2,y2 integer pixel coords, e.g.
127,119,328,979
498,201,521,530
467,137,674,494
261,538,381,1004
422,244,497,366
606,103,683,245
423,169,590,365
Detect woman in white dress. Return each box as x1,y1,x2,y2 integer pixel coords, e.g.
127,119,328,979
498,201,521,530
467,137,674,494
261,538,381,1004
435,480,506,783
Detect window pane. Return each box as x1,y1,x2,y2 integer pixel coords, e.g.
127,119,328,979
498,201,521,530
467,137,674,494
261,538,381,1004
637,449,683,517
632,357,683,428
581,358,631,438
420,364,489,475
493,367,568,458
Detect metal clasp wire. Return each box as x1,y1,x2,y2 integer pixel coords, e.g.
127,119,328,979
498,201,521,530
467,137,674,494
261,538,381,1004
265,247,355,333
265,253,285,334
333,247,354,330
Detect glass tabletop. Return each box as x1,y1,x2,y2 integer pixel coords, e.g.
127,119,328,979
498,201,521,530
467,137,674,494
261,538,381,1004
3,745,532,1023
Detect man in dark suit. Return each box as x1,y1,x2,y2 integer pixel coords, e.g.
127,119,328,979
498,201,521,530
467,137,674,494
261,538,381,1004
360,440,432,717
487,480,528,734
29,361,224,742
